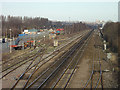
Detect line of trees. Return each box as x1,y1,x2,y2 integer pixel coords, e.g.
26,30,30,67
1,15,91,38
102,22,119,53
1,15,52,37
64,22,90,34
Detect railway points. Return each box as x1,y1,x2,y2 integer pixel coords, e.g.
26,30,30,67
2,29,118,89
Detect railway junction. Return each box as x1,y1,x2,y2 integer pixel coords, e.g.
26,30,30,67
1,29,118,89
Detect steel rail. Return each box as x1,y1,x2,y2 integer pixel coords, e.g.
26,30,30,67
64,31,92,89
0,48,42,79
51,32,92,89
26,37,82,89
11,48,45,90
1,42,48,68
94,34,103,89
1,48,35,66
24,32,88,89
10,30,90,89
36,31,93,89
23,45,74,88
36,45,79,89
1,49,41,73
83,33,95,89
1,56,37,79
23,33,86,89
2,42,60,79
83,30,103,89
23,31,86,80
12,32,85,89
25,44,76,89
0,49,34,66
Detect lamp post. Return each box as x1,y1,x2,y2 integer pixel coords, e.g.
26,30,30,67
9,29,12,53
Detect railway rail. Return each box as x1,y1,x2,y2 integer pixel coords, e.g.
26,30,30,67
1,47,46,79
1,37,53,70
2,34,75,79
49,31,92,89
1,43,49,72
2,31,88,79
14,30,93,89
2,48,42,72
10,30,92,89
1,48,35,66
2,31,87,79
83,30,103,89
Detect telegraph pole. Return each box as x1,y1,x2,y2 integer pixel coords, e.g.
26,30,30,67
6,29,8,48
6,29,7,40
9,29,12,53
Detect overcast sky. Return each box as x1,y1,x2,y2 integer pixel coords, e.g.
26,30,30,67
1,0,119,22
0,0,119,2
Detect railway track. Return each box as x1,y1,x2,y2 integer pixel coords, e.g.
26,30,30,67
2,31,88,78
2,48,42,72
0,30,89,89
49,31,92,89
9,30,92,89
12,30,93,89
1,37,50,70
1,48,35,66
2,33,84,79
1,47,45,79
83,30,103,89
2,40,62,79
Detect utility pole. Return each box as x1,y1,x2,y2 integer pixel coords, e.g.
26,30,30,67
9,29,12,53
69,17,70,34
6,29,8,48
6,29,7,39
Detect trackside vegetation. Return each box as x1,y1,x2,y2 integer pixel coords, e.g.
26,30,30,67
102,22,119,53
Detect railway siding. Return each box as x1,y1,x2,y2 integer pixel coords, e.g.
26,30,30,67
25,31,92,89
67,30,118,88
2,30,91,88
26,30,93,89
